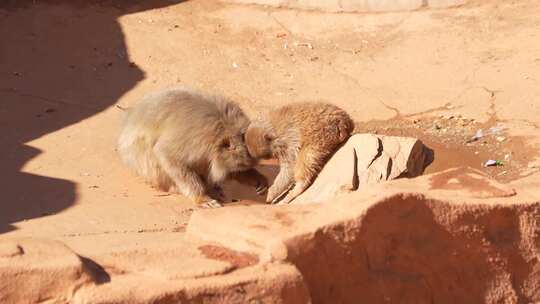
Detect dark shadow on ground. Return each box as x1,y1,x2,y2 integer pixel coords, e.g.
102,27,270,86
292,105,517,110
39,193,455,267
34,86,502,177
0,0,182,233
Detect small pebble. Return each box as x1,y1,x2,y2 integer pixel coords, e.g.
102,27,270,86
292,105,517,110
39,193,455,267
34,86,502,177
484,159,503,167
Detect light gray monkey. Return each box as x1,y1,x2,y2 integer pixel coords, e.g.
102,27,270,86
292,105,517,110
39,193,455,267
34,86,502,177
118,87,268,208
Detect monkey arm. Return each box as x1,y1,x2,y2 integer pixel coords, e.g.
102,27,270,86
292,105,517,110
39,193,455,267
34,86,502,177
153,142,219,206
267,162,294,204
207,185,226,201
277,147,328,205
229,169,269,195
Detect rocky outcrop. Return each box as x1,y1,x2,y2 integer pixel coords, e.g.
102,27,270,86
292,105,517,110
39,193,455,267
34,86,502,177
73,263,309,304
0,238,94,303
294,133,432,204
188,168,540,303
0,236,310,304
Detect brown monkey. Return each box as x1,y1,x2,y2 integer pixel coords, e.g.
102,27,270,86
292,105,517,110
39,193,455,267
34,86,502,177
245,102,354,205
117,87,268,208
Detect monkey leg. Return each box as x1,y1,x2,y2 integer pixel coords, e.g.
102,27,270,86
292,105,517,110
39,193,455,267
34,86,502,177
276,148,327,205
267,162,295,204
230,169,269,195
154,143,222,208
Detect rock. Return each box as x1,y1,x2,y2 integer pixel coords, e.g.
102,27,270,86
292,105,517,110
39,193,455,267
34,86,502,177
293,133,431,204
0,235,311,304
71,237,241,281
0,238,94,304
187,168,540,304
74,263,310,304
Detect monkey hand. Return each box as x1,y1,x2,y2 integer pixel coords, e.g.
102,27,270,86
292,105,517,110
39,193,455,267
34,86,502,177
199,199,223,209
266,183,293,205
266,187,279,204
209,186,226,201
255,177,269,195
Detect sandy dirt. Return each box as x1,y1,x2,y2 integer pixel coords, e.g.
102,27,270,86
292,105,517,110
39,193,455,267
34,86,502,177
1,0,540,255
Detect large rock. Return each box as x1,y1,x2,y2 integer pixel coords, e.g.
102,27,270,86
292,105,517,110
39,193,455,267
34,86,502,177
220,0,467,13
0,238,94,304
0,235,311,304
2,169,539,304
293,133,432,204
187,168,540,303
74,263,310,304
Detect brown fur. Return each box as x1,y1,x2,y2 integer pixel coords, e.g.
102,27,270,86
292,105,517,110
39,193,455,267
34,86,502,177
245,102,354,205
118,87,267,208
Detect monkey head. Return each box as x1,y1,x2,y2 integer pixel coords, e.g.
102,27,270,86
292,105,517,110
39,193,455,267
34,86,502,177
213,130,258,173
245,123,274,160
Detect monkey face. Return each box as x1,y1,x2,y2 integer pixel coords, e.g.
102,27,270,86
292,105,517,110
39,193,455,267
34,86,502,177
245,125,273,160
215,133,257,172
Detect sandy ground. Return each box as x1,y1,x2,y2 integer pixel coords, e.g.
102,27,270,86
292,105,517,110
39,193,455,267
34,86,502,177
1,0,540,253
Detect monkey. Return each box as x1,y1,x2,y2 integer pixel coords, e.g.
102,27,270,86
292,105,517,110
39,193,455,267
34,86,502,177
117,87,268,208
244,102,354,205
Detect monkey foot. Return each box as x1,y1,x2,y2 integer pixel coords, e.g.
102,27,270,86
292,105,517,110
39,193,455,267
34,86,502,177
209,186,226,201
268,184,295,205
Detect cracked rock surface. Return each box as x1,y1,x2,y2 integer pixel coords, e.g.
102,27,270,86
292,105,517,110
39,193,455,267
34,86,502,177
294,133,433,204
